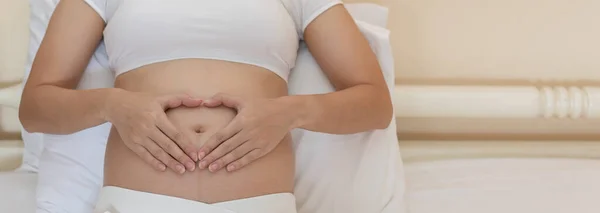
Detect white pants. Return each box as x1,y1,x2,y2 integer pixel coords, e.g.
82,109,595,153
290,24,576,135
94,186,297,213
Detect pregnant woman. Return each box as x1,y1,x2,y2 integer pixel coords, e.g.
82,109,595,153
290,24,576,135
19,0,392,212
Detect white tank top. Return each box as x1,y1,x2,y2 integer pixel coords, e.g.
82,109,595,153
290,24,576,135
82,0,342,82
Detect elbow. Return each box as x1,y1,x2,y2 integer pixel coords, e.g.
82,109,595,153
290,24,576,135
19,103,40,133
374,92,394,130
19,90,46,133
378,111,394,130
19,113,36,133
375,101,394,130
20,120,39,134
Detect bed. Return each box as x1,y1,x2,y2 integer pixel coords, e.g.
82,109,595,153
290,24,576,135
3,0,600,213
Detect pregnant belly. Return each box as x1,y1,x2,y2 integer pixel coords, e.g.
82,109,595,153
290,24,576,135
103,59,295,203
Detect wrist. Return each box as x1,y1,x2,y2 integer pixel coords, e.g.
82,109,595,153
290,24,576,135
101,88,126,123
277,95,315,130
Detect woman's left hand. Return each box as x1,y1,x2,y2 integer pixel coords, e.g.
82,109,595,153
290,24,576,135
196,93,297,172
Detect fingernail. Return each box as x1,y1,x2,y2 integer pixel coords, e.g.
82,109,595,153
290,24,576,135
159,164,166,171
197,152,206,161
185,162,196,171
189,152,198,162
199,161,208,169
176,165,185,174
227,164,235,172
209,163,219,172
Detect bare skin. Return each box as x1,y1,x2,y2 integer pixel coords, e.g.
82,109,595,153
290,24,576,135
105,59,295,203
19,0,392,205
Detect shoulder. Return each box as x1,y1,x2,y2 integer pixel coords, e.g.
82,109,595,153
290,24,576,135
281,0,343,38
81,0,107,22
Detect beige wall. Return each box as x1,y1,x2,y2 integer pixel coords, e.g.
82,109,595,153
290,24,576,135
349,0,600,83
346,0,600,139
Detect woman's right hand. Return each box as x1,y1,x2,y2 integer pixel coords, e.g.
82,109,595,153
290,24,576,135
104,89,203,174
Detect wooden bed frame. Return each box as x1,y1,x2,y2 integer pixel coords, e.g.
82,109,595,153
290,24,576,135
395,83,600,139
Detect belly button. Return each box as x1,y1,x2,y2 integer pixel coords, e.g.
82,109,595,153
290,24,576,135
194,128,204,134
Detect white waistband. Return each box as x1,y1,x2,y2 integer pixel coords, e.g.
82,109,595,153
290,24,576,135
95,186,296,213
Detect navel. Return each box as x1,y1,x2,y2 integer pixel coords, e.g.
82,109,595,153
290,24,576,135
194,127,205,134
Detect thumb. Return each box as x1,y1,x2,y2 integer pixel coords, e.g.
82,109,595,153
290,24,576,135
157,94,192,110
203,93,243,109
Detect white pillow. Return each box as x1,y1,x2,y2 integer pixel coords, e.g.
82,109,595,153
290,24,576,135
25,1,114,212
16,1,391,175
288,15,406,213
345,3,389,27
16,0,58,173
21,2,404,213
20,0,114,173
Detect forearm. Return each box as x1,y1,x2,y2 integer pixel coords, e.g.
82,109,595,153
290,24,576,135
19,85,117,134
287,84,393,134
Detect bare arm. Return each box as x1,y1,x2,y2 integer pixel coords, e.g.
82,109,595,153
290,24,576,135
19,0,200,173
287,5,393,134
197,5,393,172
19,0,111,134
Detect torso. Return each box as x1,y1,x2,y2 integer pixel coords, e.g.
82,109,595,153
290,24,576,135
103,59,295,203
98,0,316,203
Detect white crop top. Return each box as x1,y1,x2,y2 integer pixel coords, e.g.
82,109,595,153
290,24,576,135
82,0,342,82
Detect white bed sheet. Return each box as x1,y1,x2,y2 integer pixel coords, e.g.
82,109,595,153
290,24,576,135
0,141,34,213
0,140,23,172
5,153,600,213
406,158,600,213
0,172,37,213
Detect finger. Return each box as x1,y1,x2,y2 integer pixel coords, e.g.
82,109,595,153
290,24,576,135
129,143,166,171
150,127,196,172
155,113,198,162
157,94,190,109
202,133,247,172
197,119,243,163
226,149,264,172
145,138,186,174
210,141,253,172
203,93,243,109
201,98,223,107
181,98,203,108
